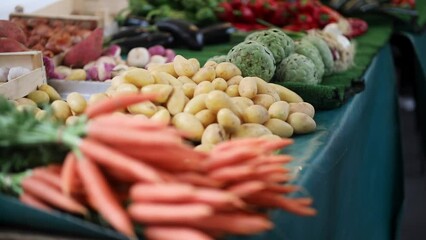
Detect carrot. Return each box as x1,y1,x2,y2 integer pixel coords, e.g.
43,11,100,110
44,164,63,175
186,213,274,235
86,123,182,147
22,176,87,215
259,173,293,183
246,155,293,166
212,138,269,153
77,155,136,238
128,203,213,224
227,181,265,197
130,183,195,203
254,164,289,176
79,138,163,183
189,188,244,209
145,226,213,240
174,172,224,188
84,93,157,118
244,192,317,216
20,192,53,212
90,114,168,130
31,167,62,191
202,147,263,171
208,165,255,182
102,166,139,183
259,138,294,153
265,184,299,194
61,152,79,196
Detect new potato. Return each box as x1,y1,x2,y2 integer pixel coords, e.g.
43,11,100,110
217,108,241,133
268,101,290,121
201,123,228,145
172,112,204,142
66,92,87,114
289,102,315,118
166,87,186,115
195,109,216,127
264,119,294,137
243,105,269,124
287,112,316,134
232,123,272,139
238,77,258,99
215,62,241,80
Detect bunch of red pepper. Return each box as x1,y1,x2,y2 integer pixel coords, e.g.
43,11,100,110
216,0,343,31
391,0,415,9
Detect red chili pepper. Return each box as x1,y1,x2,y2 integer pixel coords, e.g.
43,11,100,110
238,5,256,23
316,5,342,22
217,2,235,22
268,2,291,26
346,18,368,38
230,0,243,9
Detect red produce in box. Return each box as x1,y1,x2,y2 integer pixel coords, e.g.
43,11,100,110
0,37,29,52
217,2,235,22
346,18,368,38
63,28,103,68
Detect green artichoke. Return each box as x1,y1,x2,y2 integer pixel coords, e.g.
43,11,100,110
302,35,334,76
245,31,285,63
275,53,318,85
294,41,325,82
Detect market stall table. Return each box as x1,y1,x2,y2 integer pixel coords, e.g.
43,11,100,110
0,42,403,240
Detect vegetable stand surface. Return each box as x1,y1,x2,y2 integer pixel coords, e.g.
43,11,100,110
0,43,403,240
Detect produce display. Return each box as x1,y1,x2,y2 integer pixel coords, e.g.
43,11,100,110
0,94,316,240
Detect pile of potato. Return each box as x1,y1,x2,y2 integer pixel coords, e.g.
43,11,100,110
11,55,317,150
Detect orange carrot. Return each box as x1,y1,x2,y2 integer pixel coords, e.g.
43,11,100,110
244,192,317,216
90,114,168,130
246,155,293,166
174,172,224,188
227,181,265,197
259,138,294,153
32,167,62,191
259,173,293,183
208,165,255,182
145,226,214,240
79,138,163,183
254,164,289,176
77,155,135,238
202,147,262,171
212,138,269,153
265,184,299,194
128,203,213,224
44,164,63,174
61,152,79,196
20,192,53,212
84,93,157,118
22,176,87,215
130,183,195,202
189,188,244,209
102,166,139,183
186,213,274,235
86,123,182,147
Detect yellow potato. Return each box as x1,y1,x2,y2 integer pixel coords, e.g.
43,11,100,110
195,109,216,127
227,75,243,86
201,123,228,145
27,90,50,107
127,101,157,117
66,69,86,81
178,76,195,84
172,112,204,142
173,55,197,77
259,134,282,141
194,143,215,152
264,118,294,138
114,83,139,96
35,110,48,121
66,92,87,114
231,97,254,111
203,60,217,68
166,87,186,115
269,83,303,103
252,94,275,109
287,112,316,134
38,84,61,101
225,85,240,97
182,82,197,98
65,115,80,126
110,75,127,89
124,68,155,87
212,78,227,91
16,98,37,107
268,101,290,121
289,102,315,118
238,77,258,99
215,62,241,80
205,90,234,113
217,108,241,133
194,81,215,96
51,100,72,122
231,123,272,139
255,78,280,101
147,62,178,77
188,58,201,72
151,109,171,124
184,93,207,114
243,105,269,124
192,66,216,83
140,84,173,103
88,93,109,105
152,71,181,86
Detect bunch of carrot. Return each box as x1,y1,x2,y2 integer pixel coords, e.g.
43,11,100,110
15,93,316,240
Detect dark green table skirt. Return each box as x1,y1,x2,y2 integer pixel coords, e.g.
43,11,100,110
0,45,403,240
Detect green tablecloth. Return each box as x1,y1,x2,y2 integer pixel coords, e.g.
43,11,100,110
0,44,403,240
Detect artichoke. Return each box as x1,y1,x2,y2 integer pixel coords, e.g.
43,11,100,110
302,35,334,76
245,31,286,63
266,29,295,58
275,53,318,85
207,55,228,63
227,41,276,82
294,41,325,82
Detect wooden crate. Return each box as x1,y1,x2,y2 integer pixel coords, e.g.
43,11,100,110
0,51,47,100
9,0,128,35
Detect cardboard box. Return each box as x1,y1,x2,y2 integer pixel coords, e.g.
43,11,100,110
9,0,128,36
0,51,46,100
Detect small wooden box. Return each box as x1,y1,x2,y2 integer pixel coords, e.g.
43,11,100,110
0,51,47,100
